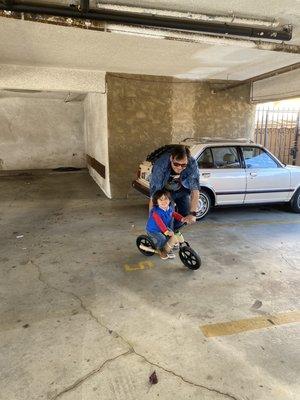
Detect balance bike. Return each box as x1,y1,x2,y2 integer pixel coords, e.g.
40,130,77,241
136,225,201,270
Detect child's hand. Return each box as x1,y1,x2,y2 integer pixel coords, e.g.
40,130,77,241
165,230,174,237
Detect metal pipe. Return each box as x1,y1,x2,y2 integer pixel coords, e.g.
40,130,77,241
216,62,300,92
96,3,280,28
294,112,300,165
0,1,292,41
264,109,269,148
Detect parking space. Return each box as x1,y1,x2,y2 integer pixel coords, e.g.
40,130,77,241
1,172,299,400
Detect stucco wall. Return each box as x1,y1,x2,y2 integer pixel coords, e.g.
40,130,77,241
171,81,255,141
84,92,111,198
107,74,173,198
106,73,255,198
193,83,255,139
0,96,85,170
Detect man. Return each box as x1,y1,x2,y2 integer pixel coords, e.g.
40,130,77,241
149,145,200,228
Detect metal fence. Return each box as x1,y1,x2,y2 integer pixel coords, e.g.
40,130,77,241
254,106,300,165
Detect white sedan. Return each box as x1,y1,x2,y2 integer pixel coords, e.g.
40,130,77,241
132,139,300,219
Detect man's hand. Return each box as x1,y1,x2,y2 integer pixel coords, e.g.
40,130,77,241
190,190,199,214
182,215,196,225
165,230,174,236
149,198,153,213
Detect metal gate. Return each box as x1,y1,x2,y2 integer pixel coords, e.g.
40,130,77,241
254,105,300,165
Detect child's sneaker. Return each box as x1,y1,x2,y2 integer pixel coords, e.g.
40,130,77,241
159,249,169,260
167,250,176,259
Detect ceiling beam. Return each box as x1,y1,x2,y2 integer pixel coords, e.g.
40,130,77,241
215,62,300,92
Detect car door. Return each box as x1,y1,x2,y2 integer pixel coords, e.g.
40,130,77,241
240,146,291,203
197,146,246,205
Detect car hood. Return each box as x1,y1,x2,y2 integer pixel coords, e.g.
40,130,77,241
285,165,300,172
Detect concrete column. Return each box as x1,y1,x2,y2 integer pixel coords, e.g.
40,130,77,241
106,74,173,198
84,92,111,198
171,82,196,142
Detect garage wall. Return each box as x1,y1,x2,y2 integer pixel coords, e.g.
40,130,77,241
193,83,255,139
0,96,85,170
84,92,111,198
106,73,255,198
171,82,255,141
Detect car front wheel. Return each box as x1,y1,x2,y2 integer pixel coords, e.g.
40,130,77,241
290,188,300,213
196,190,211,220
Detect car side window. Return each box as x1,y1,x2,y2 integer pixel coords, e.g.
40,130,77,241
241,147,278,169
197,148,214,169
211,147,241,169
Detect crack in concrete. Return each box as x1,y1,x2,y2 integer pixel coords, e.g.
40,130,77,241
30,259,135,345
51,350,132,400
134,352,240,400
30,260,240,400
280,253,295,269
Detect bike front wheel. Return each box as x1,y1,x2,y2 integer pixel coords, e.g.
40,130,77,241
179,246,201,270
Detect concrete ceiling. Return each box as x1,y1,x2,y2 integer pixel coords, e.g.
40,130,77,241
1,1,300,81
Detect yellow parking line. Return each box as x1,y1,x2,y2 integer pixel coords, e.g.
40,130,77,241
201,310,300,337
124,260,154,272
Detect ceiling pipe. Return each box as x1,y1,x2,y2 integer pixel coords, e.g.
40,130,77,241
0,1,292,41
96,3,280,28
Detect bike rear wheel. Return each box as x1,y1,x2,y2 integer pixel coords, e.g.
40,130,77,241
136,235,156,256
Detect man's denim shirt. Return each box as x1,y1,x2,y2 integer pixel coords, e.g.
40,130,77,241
150,151,201,197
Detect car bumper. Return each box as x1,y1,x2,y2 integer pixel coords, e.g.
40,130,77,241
132,180,150,197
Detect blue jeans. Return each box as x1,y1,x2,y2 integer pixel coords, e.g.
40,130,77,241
147,231,168,250
148,219,174,249
171,188,190,229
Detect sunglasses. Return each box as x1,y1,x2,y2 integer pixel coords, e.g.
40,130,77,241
172,160,187,168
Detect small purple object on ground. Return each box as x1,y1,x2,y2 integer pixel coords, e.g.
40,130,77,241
149,371,158,384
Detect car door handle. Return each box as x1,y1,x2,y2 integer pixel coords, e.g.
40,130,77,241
250,172,257,177
201,172,211,177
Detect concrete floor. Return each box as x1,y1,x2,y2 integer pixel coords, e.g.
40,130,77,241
0,171,299,400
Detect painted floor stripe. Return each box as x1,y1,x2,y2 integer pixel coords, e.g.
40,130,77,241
201,311,300,337
124,260,154,272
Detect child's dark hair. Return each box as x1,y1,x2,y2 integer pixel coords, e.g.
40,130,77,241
152,189,172,205
171,145,191,160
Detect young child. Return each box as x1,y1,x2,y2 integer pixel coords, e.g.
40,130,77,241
146,189,184,260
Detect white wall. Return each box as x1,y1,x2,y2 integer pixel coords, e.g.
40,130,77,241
84,92,111,198
0,64,111,196
0,96,85,170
